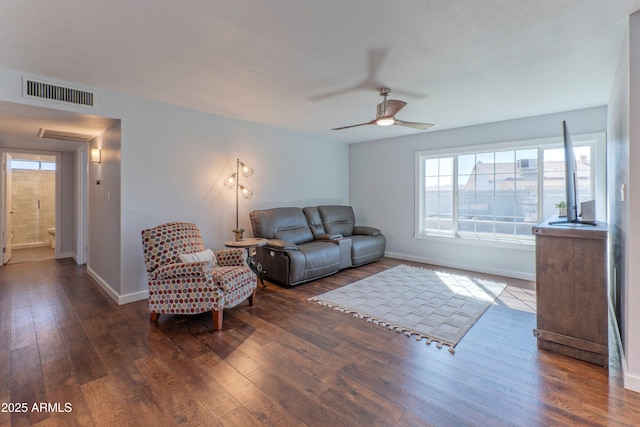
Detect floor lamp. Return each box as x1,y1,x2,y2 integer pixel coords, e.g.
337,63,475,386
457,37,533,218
224,158,254,232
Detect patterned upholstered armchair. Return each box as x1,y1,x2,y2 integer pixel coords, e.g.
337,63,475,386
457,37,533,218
141,222,257,330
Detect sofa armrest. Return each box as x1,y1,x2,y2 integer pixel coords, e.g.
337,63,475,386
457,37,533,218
150,262,211,280
315,233,343,240
266,239,299,251
215,248,247,266
354,226,381,236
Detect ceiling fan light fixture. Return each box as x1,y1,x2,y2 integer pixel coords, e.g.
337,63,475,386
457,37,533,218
331,87,433,131
376,117,395,126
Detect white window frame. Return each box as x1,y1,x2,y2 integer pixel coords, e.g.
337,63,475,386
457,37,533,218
10,159,56,170
415,132,606,247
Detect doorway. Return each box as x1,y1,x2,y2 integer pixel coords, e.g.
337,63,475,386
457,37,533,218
5,152,57,264
0,100,119,269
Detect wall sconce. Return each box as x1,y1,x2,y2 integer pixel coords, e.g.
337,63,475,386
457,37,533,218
224,158,254,230
91,148,102,184
91,148,102,164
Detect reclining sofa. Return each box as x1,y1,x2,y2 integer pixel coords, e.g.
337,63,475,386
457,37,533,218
249,205,386,286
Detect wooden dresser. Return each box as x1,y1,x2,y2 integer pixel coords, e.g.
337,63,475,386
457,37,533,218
532,219,609,366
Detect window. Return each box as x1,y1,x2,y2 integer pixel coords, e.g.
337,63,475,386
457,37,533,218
416,133,604,244
40,161,56,171
11,160,56,171
11,160,40,170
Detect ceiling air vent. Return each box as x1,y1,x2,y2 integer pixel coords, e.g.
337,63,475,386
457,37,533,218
23,77,95,107
37,128,94,143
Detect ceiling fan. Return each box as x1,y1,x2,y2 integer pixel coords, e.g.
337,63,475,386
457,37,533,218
331,88,434,131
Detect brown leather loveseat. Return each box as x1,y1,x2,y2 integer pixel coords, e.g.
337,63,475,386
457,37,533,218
249,205,386,285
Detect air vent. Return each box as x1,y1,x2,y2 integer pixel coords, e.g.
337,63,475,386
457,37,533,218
23,77,95,107
37,128,94,143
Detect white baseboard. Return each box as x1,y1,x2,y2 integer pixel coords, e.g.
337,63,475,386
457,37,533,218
620,343,640,393
609,300,640,393
57,251,74,259
86,266,148,305
119,289,149,305
384,251,536,281
87,266,119,303
624,370,640,393
618,335,640,392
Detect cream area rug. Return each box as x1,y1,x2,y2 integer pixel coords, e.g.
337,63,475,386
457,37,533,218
309,264,507,353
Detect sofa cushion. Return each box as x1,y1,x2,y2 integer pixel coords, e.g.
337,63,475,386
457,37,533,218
275,226,314,244
250,207,314,244
179,248,217,266
317,205,356,237
295,241,341,283
303,207,326,237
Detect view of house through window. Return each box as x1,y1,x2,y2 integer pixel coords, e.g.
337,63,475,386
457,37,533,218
417,138,597,243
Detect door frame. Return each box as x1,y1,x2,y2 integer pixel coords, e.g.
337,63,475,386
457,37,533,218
0,148,85,265
2,152,12,264
76,144,88,265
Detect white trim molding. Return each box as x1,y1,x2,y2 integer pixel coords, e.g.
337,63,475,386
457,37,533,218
87,266,148,305
384,251,536,282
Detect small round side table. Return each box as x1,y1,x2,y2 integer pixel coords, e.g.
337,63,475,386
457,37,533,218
224,237,268,286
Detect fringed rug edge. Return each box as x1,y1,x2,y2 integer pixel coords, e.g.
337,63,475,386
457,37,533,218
308,297,457,354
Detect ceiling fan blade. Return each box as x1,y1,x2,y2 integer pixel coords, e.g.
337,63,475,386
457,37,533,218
383,100,406,117
310,48,389,100
394,120,434,131
310,81,370,101
331,120,376,130
390,88,429,99
367,48,387,83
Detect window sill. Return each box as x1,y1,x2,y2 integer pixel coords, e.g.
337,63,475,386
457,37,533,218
414,232,535,251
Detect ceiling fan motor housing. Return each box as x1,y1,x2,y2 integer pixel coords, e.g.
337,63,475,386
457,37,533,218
379,87,391,97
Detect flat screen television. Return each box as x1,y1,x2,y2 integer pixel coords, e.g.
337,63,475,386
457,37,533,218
550,120,596,226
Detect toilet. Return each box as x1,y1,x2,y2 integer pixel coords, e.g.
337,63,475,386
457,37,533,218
47,227,56,248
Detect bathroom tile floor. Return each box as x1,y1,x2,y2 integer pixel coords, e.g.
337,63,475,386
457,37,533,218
7,247,55,264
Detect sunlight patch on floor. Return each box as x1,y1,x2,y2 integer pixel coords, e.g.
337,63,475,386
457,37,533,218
497,286,537,313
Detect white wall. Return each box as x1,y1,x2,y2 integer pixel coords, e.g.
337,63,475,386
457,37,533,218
116,96,349,302
608,10,640,393
626,10,640,393
0,66,350,303
350,106,607,280
87,122,122,299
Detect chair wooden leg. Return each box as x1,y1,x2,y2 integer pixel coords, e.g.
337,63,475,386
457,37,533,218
150,312,160,322
248,288,257,306
212,310,223,331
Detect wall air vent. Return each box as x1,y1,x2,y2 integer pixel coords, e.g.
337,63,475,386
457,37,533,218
37,128,94,143
23,77,95,107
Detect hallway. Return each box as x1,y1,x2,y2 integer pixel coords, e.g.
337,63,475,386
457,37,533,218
7,247,55,264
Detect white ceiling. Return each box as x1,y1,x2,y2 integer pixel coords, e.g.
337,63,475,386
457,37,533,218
0,0,639,148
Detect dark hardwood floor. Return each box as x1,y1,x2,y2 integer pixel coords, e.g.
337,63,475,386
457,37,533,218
2,257,640,426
